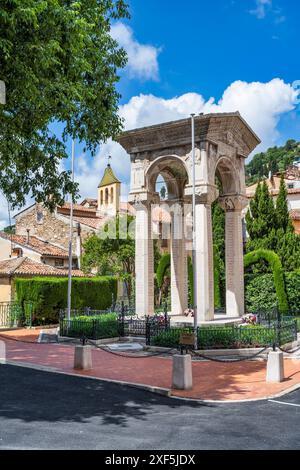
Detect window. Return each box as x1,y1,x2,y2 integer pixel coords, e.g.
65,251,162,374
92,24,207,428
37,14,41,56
105,188,109,205
55,259,64,267
36,210,44,224
288,183,294,189
111,187,114,204
100,190,103,205
12,248,23,258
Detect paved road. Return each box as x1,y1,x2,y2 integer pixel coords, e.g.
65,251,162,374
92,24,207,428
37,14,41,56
0,364,299,450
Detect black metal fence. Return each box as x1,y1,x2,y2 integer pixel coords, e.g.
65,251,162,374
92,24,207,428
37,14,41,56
59,303,170,342
0,301,33,328
149,322,297,350
58,302,298,349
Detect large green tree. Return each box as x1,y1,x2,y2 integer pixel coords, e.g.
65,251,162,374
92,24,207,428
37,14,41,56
0,0,129,209
246,139,300,185
246,177,300,271
82,215,135,301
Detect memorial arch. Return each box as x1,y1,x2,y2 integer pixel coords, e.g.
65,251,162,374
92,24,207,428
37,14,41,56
117,112,260,323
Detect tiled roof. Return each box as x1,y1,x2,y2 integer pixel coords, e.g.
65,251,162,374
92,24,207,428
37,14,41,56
247,187,300,198
290,209,300,220
58,203,97,216
0,232,69,258
0,257,88,277
98,164,120,188
73,216,105,230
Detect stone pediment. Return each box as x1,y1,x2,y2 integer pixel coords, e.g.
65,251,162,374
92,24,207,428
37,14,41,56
117,112,261,160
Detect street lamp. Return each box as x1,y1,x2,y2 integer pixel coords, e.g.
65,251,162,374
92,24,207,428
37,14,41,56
0,80,6,105
191,114,198,350
67,139,75,322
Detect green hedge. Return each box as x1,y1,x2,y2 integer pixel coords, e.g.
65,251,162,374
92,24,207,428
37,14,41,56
244,249,289,314
156,253,171,289
60,313,119,339
152,325,277,349
156,250,221,308
246,270,300,315
15,276,117,324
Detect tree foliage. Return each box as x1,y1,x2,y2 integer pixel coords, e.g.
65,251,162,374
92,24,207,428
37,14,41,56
244,249,289,313
246,139,300,185
82,215,135,300
0,0,129,209
246,179,300,271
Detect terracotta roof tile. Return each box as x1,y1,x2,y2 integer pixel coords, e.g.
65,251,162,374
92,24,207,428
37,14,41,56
0,257,88,277
0,232,69,257
290,209,300,220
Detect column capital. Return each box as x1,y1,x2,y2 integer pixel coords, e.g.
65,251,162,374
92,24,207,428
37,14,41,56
218,194,248,212
128,191,160,207
185,184,219,205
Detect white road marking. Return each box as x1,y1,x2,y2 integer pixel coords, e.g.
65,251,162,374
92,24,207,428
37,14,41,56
269,399,300,407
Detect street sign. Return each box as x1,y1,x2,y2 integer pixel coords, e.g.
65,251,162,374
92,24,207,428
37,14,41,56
0,80,5,105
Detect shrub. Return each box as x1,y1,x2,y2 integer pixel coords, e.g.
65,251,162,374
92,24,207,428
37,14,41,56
245,270,300,316
244,249,289,313
245,274,277,313
61,313,119,340
156,254,171,289
15,276,117,325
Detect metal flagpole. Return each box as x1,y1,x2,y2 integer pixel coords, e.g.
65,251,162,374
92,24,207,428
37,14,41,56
67,139,75,322
191,114,198,350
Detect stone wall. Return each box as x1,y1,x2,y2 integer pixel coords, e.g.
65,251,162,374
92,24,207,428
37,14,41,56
0,277,11,302
15,204,94,252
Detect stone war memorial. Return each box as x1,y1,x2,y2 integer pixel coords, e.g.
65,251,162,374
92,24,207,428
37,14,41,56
117,112,260,324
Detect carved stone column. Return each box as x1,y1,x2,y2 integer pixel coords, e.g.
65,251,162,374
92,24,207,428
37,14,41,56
129,192,157,317
193,186,218,323
170,201,188,316
219,195,248,318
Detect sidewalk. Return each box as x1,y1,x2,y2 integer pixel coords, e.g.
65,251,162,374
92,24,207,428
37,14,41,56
1,330,300,402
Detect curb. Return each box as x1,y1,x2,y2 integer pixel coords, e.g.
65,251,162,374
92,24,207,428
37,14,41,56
2,360,171,398
2,359,300,404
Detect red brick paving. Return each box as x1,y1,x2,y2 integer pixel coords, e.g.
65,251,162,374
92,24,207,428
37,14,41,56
0,329,300,400
1,334,300,401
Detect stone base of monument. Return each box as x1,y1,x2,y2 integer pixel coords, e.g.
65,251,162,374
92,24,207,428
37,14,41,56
74,345,93,370
266,350,284,383
172,354,193,390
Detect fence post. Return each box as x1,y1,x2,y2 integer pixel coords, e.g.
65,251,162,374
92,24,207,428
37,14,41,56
164,301,168,331
146,316,151,346
92,319,97,340
294,320,297,341
120,301,125,337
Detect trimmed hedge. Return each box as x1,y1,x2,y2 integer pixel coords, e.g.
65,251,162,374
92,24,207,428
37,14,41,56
156,253,170,289
244,249,289,314
152,325,277,349
60,313,119,340
15,276,117,324
245,270,300,315
156,250,221,308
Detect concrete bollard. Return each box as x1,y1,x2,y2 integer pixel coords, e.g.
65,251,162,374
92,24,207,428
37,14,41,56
74,345,93,370
266,350,284,383
172,354,193,390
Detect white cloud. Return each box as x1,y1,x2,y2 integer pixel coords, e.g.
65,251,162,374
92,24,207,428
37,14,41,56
250,0,273,19
75,78,297,201
6,79,296,225
111,22,160,81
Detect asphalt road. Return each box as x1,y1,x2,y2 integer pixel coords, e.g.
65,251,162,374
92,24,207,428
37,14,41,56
0,364,299,450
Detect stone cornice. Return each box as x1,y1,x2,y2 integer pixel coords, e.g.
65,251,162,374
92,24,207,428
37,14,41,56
117,113,261,160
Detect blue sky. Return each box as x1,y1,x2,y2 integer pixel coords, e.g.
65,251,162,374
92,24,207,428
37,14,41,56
1,0,300,226
67,0,299,203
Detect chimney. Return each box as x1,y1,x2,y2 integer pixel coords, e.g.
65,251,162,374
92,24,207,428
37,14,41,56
76,223,82,269
26,229,30,244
